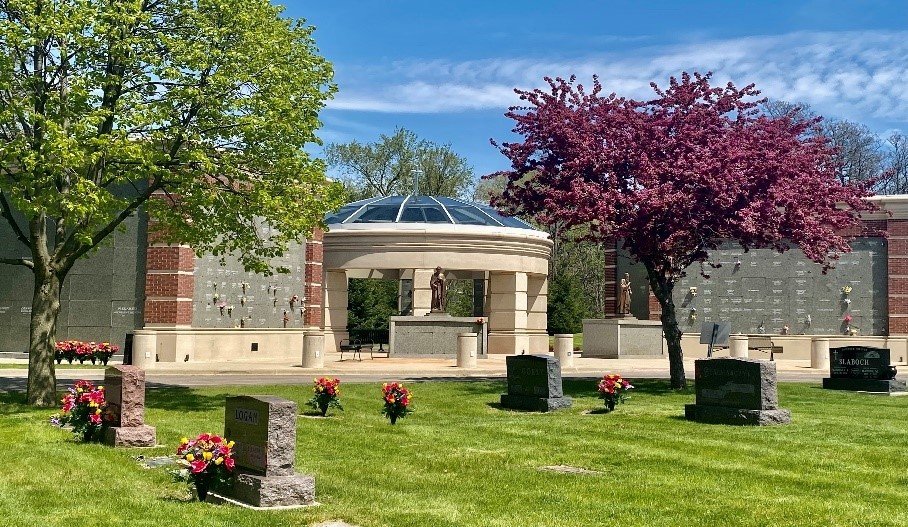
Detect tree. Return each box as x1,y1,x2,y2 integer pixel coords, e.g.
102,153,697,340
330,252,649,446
0,0,344,405
491,72,877,389
325,128,473,199
878,133,908,194
547,272,589,335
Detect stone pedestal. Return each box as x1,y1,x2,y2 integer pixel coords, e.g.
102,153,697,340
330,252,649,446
102,365,156,447
582,318,665,358
822,378,907,392
729,335,749,358
220,395,316,508
500,355,572,412
390,314,485,357
684,357,791,426
456,332,478,368
811,338,830,370
554,334,574,368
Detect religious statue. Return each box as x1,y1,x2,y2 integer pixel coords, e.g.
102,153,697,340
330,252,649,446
430,266,447,312
617,273,632,315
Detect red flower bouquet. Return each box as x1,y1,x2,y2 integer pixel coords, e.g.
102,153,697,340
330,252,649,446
381,382,413,424
307,377,343,416
175,433,236,500
50,380,115,441
597,374,634,412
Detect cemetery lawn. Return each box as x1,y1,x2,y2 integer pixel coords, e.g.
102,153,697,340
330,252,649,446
1,380,906,527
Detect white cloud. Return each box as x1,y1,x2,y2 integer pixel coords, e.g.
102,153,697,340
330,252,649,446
328,30,908,126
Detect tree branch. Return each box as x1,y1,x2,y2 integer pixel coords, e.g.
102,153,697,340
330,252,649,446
0,189,30,247
0,257,34,269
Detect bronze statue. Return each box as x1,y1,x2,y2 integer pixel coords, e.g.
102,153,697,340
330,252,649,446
430,266,447,312
617,273,632,315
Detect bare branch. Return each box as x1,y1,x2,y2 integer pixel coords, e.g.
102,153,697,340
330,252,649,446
0,189,30,247
0,257,34,269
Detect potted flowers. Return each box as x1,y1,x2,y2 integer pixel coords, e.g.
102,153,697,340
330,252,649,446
597,374,634,412
307,377,343,416
93,342,119,365
54,340,79,364
50,380,114,441
381,382,413,424
174,433,236,501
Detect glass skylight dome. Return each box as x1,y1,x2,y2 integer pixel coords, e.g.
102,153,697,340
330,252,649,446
325,195,535,230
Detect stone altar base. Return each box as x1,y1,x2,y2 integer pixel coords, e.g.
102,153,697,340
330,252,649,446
822,378,907,393
103,425,156,447
582,317,665,358
220,472,316,508
389,314,485,357
500,394,572,412
684,405,791,425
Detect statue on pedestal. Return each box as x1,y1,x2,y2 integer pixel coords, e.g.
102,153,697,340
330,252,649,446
430,266,447,312
617,273,632,316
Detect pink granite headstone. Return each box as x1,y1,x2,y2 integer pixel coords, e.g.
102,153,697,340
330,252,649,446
102,365,156,447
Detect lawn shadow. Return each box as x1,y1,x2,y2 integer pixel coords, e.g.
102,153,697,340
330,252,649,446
0,391,30,414
144,385,231,413
562,378,685,398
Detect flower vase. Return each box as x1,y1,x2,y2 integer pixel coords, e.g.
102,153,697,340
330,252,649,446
91,357,97,365
56,357,62,364
194,481,209,501
318,401,329,417
82,428,95,442
101,357,109,366
605,399,616,412
390,414,398,425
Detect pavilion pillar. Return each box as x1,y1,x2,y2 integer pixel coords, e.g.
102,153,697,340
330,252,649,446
412,268,435,316
527,274,549,354
487,271,530,354
323,270,348,352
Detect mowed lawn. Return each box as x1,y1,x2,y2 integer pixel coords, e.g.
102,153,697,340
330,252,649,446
0,379,906,527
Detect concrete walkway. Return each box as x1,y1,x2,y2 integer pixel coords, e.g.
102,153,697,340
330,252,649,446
0,352,861,390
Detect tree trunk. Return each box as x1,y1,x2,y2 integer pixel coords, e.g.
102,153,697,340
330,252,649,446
643,262,687,389
27,270,62,406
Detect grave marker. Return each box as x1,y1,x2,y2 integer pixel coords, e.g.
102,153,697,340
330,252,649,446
500,355,572,412
684,357,790,425
823,346,905,393
219,395,315,507
102,365,156,447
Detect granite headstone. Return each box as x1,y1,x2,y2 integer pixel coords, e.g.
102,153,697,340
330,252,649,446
822,346,905,393
500,355,572,412
218,395,315,507
684,357,791,425
102,365,156,447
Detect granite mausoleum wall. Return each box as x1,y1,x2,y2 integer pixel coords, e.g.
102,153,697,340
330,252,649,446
0,212,146,352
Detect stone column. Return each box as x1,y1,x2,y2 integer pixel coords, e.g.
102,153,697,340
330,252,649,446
811,337,830,370
412,268,434,316
488,271,529,354
323,270,348,352
526,274,549,354
729,335,749,358
302,330,325,368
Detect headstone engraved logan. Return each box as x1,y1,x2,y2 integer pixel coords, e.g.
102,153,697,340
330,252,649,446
102,366,156,447
684,358,791,425
500,355,572,412
219,395,315,507
822,346,905,393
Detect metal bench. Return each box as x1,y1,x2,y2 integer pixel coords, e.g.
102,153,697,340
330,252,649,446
749,336,783,361
339,338,367,361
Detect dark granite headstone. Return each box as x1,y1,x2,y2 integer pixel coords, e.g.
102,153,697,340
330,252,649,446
500,355,572,412
102,366,156,447
823,346,905,393
219,395,315,508
685,358,790,425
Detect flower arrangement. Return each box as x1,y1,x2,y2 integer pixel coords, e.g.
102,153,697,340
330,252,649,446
476,317,485,325
597,374,634,412
174,433,236,501
50,380,114,441
781,325,789,335
843,313,853,324
381,382,413,424
841,285,852,295
290,294,300,308
307,377,343,416
54,340,119,365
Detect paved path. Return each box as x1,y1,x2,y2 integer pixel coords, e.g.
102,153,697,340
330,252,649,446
3,353,892,392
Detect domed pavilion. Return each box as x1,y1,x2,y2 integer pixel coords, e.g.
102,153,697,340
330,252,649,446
322,195,553,355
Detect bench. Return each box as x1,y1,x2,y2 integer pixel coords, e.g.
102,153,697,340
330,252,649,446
749,336,783,361
370,341,390,359
339,338,373,361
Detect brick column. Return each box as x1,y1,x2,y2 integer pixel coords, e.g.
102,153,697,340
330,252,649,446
603,238,618,317
304,229,324,327
143,244,194,327
888,219,908,334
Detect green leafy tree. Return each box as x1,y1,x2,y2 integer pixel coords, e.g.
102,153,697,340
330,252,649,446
325,127,473,198
347,279,398,330
547,272,589,335
0,0,343,405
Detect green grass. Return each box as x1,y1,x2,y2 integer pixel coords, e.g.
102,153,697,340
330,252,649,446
547,333,583,350
1,380,906,527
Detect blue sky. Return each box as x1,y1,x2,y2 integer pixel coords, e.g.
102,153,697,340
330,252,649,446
282,1,908,183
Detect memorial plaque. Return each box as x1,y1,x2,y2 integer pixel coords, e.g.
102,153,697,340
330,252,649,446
102,365,156,447
685,357,790,425
829,346,891,380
